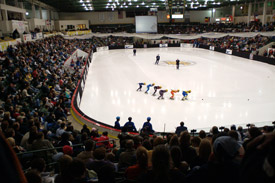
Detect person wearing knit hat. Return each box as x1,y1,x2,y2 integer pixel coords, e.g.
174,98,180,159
213,136,241,160
63,145,73,156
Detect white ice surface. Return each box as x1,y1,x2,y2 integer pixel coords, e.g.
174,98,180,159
79,47,275,132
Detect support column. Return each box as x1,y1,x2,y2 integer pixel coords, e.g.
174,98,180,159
39,6,42,19
20,2,26,20
211,8,216,23
2,9,8,20
248,3,252,26
19,2,24,8
0,10,3,21
14,0,18,7
262,0,267,25
47,10,51,20
232,5,235,23
32,4,36,18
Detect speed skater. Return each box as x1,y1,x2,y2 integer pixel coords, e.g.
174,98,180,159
158,89,168,100
152,86,162,96
145,83,155,94
137,83,146,91
182,90,191,101
170,89,180,100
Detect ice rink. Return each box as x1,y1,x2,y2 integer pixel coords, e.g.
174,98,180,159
79,47,275,132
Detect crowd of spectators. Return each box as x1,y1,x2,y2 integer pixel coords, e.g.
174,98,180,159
263,48,275,58
0,35,95,157
91,34,273,56
8,122,273,183
91,36,134,48
90,22,274,34
158,22,275,34
90,25,134,33
195,35,273,54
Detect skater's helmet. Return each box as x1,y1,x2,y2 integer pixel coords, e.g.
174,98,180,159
147,117,151,121
188,90,191,93
160,86,162,88
152,83,155,86
144,83,146,85
165,89,168,92
177,90,180,92
116,116,120,120
128,117,132,121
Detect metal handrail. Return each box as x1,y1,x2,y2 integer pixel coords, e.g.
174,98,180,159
16,139,116,156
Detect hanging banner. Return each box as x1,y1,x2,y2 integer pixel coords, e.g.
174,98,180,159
226,49,233,55
23,34,32,42
36,32,43,39
159,43,168,48
209,46,215,51
125,45,134,49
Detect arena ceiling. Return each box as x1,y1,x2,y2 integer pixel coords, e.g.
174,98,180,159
30,0,258,12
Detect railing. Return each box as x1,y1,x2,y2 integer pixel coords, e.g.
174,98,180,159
16,139,116,171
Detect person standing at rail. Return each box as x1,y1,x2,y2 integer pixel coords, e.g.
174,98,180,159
141,117,154,134
114,116,121,130
124,117,137,132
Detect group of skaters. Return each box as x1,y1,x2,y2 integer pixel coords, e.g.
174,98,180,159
137,83,191,100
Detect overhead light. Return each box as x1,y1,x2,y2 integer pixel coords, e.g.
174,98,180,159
141,2,145,5
136,5,139,8
82,3,85,6
129,2,132,5
79,0,83,2
25,12,29,15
